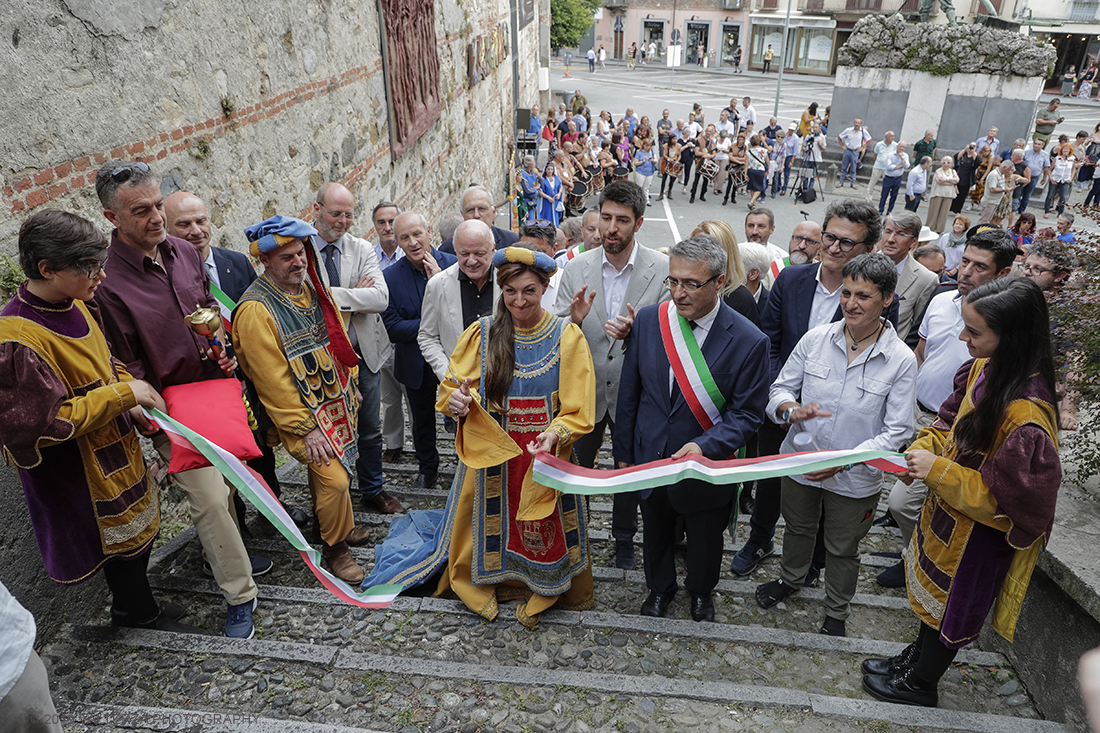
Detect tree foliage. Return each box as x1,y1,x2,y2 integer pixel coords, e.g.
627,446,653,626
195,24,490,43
550,0,600,50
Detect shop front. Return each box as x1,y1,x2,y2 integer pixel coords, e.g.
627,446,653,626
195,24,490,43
719,23,743,68
747,13,836,75
642,19,667,61
684,21,711,66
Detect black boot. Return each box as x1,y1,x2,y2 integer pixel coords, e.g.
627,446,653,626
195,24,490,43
862,667,938,707
862,643,920,676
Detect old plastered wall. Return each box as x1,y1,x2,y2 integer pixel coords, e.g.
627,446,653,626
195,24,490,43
0,0,544,253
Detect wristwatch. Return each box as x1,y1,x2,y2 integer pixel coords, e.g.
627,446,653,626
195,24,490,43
780,406,794,423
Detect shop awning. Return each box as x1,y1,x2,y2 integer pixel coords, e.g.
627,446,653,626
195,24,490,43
748,11,837,29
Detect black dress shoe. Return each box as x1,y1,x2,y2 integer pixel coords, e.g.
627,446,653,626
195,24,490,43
862,643,920,676
876,560,906,588
411,473,438,490
639,590,676,617
739,491,754,517
614,541,636,570
861,668,938,707
285,505,311,527
820,615,846,637
690,593,715,622
872,511,898,529
689,194,695,204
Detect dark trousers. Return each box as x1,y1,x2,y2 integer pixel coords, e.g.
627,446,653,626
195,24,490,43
1086,177,1100,206
723,169,739,203
904,192,923,211
914,622,960,685
405,366,441,477
879,175,903,213
236,443,283,528
782,156,794,193
104,548,158,621
641,486,731,595
1017,176,1039,212
659,173,676,197
355,358,385,497
746,420,826,567
949,184,970,214
690,168,708,199
573,412,640,542
763,60,771,73
680,158,694,189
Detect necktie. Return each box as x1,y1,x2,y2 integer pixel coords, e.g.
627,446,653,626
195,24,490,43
323,244,340,287
205,261,216,286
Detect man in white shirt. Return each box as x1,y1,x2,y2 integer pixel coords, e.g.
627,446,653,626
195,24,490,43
369,202,408,464
311,184,399,514
739,97,757,132
554,181,670,570
865,131,897,202
837,118,871,188
684,112,703,140
715,110,737,138
878,141,910,215
904,156,932,212
878,227,1016,587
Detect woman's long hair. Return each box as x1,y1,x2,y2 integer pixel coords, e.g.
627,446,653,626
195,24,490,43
692,219,746,295
952,278,1057,456
484,262,551,412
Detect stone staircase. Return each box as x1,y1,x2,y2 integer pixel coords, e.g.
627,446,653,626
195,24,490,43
41,433,1070,732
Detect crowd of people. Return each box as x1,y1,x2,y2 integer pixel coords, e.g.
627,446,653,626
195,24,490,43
0,81,1084,718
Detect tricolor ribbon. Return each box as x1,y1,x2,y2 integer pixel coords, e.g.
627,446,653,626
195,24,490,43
566,243,586,260
659,301,725,431
209,284,236,332
145,407,401,608
770,254,791,281
533,448,908,496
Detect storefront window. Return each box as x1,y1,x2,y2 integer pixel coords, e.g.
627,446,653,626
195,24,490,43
685,22,710,65
797,27,833,72
751,25,784,67
643,21,665,60
720,25,741,67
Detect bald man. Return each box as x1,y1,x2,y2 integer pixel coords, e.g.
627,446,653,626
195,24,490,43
164,192,255,302
438,185,520,254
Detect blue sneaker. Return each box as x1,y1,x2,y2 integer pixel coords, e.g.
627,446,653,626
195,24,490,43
730,540,775,576
225,597,257,639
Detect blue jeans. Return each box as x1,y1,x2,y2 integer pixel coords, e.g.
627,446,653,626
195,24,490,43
1045,180,1070,214
841,149,859,185
1018,176,1039,212
879,175,903,213
354,358,384,498
804,162,818,190
782,155,794,192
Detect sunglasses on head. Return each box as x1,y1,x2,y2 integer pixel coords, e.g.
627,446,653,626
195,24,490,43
110,162,151,183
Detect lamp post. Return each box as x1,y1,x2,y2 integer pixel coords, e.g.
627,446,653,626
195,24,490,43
773,0,794,118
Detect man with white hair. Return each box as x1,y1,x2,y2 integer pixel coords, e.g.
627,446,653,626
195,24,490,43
439,186,520,254
738,241,772,318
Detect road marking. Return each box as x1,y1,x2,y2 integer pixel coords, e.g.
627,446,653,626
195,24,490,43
662,195,681,242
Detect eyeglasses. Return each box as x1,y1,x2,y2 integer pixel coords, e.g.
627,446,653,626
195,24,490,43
73,257,108,279
1022,264,1056,275
321,205,355,220
664,275,717,292
791,235,820,247
109,162,150,183
882,228,916,240
821,231,866,252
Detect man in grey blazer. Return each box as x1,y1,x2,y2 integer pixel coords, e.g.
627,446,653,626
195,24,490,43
879,212,939,343
419,220,500,383
553,181,671,570
311,183,402,515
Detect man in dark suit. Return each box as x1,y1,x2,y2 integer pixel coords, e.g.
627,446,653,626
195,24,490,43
163,191,309,527
438,185,520,254
614,234,770,622
731,200,891,582
381,212,457,489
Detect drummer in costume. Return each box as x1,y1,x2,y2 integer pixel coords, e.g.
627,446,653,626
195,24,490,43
689,124,718,204
724,131,749,206
679,130,698,196
656,137,683,201
231,216,371,584
614,233,770,622
360,247,596,629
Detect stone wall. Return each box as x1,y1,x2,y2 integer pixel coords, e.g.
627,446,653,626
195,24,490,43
0,0,547,255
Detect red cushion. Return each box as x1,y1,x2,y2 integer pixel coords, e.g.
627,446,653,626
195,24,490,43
162,379,262,473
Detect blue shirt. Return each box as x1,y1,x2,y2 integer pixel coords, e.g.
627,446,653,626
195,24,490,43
374,243,404,271
906,166,928,196
974,136,1000,159
1023,148,1050,179
528,114,542,137
885,151,910,178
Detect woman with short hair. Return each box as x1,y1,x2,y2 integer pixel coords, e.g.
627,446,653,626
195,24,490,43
862,277,1061,707
926,157,959,234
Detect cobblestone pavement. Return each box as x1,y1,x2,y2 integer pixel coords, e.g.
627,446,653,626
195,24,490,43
43,433,1065,732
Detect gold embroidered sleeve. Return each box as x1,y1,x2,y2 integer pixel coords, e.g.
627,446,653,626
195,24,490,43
547,322,595,453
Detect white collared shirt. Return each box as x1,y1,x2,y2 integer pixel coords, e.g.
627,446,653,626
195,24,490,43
601,243,638,322
916,290,971,412
808,265,842,330
768,319,917,498
669,297,722,394
202,248,221,290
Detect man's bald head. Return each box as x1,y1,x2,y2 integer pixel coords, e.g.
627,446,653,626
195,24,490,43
163,191,212,257
452,219,494,287
461,186,496,226
313,182,355,243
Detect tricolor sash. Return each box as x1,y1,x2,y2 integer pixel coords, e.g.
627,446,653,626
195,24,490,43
770,255,791,280
210,283,236,332
658,301,725,431
566,243,586,261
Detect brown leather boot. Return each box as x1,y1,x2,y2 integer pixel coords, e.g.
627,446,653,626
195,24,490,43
345,527,371,547
322,541,364,584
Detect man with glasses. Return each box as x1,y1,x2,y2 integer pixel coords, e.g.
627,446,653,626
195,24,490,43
368,202,408,465
92,161,267,639
439,185,520,255
309,183,400,515
554,181,670,570
878,212,939,342
615,234,769,622
1022,239,1078,430
732,200,895,583
788,220,823,266
877,226,1016,587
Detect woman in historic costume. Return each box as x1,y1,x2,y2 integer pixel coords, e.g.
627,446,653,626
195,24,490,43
518,155,540,225
362,247,595,628
970,144,994,207
537,162,564,228
0,210,196,633
861,276,1061,707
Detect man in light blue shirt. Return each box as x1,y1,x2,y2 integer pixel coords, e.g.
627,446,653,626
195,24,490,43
865,131,897,202
878,141,909,215
1018,138,1051,212
837,118,871,187
973,127,1000,159
905,156,931,211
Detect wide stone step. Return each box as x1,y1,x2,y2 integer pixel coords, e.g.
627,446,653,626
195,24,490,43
55,623,1056,732
54,699,385,732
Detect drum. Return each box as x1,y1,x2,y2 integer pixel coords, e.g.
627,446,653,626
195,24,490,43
666,159,684,179
700,159,720,180
589,167,605,193
567,181,589,210
613,167,629,181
